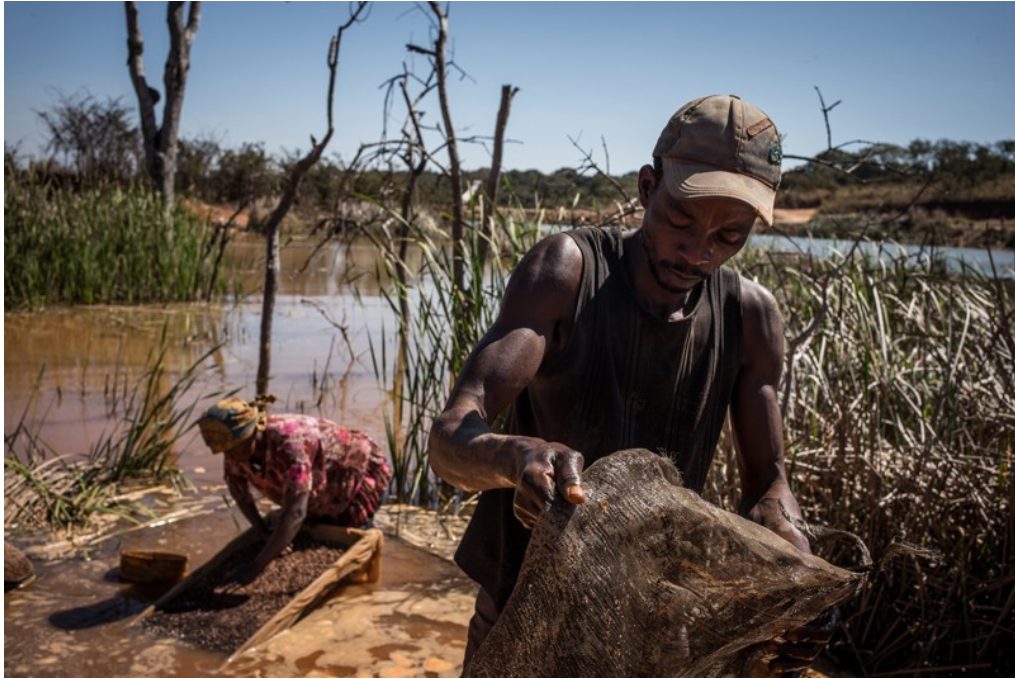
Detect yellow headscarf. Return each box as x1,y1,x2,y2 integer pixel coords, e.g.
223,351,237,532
196,396,273,453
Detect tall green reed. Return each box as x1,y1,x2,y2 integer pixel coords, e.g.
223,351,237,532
4,173,226,309
4,331,226,532
366,196,540,505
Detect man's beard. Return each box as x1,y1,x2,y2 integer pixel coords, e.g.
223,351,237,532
641,231,703,294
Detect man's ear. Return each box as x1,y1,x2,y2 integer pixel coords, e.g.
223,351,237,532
638,164,658,209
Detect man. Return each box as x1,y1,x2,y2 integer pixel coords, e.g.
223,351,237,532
428,94,835,674
197,397,392,583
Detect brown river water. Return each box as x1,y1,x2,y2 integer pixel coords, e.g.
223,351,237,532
4,237,473,677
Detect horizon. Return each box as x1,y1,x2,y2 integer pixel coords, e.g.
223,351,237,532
5,1,1014,174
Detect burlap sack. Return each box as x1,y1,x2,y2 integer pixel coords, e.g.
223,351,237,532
466,449,864,677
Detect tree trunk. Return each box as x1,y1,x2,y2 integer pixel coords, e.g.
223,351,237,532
255,225,280,396
478,84,519,269
429,2,465,301
124,1,201,217
253,3,367,396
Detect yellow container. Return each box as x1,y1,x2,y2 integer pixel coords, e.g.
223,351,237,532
120,549,188,584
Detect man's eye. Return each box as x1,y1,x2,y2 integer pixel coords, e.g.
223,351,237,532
718,231,745,245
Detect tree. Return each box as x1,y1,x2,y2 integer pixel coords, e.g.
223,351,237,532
255,2,368,396
125,1,201,214
37,92,141,185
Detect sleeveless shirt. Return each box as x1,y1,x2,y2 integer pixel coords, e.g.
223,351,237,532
454,227,744,608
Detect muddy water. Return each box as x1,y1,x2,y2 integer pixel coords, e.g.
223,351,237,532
4,235,465,678
4,236,400,472
3,506,474,677
221,532,475,678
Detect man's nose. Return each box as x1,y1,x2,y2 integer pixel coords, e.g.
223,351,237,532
679,238,713,267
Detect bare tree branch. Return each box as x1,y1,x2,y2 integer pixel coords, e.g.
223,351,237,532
256,1,368,396
478,84,520,267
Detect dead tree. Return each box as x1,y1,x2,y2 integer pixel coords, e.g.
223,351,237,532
254,2,368,396
124,1,201,214
477,84,520,268
408,2,465,302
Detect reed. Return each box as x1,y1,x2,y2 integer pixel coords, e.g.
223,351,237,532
367,201,1011,672
3,332,223,532
3,173,226,309
366,196,540,505
705,245,1014,675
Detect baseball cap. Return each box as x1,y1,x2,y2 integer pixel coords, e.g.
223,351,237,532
652,94,782,226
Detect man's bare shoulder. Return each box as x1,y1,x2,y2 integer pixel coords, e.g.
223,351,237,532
499,233,583,325
737,275,785,366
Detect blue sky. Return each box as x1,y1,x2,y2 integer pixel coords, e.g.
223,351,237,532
5,1,1014,173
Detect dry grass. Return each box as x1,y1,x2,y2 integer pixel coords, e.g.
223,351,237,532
704,247,1014,675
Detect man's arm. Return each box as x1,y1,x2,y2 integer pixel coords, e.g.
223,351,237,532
730,278,810,554
428,233,586,528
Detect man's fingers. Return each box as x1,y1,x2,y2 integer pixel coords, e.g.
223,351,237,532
553,449,585,505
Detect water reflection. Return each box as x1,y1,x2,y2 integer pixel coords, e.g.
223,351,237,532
4,237,401,471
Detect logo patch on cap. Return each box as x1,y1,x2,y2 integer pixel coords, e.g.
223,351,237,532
768,142,782,165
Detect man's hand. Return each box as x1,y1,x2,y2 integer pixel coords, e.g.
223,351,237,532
510,439,585,529
747,496,811,554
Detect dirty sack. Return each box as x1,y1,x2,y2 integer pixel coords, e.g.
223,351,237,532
465,448,865,677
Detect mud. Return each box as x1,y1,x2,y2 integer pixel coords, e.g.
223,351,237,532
143,536,346,653
3,506,474,678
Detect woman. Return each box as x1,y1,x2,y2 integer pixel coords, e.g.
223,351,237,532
197,397,391,583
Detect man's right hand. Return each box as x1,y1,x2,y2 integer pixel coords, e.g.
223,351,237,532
511,439,585,529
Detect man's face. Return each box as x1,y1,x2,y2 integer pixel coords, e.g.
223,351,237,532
637,166,758,294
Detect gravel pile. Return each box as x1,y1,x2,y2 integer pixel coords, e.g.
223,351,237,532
143,535,345,653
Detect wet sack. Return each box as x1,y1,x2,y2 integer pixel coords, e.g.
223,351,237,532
465,448,864,677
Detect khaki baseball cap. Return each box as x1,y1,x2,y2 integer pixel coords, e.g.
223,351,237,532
652,94,782,226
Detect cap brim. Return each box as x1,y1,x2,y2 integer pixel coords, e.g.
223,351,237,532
661,158,776,226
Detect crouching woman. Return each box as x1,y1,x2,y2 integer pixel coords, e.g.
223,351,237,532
197,397,392,583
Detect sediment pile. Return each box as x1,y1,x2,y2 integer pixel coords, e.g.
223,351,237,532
143,535,345,653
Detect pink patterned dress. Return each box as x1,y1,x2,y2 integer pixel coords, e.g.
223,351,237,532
223,414,392,527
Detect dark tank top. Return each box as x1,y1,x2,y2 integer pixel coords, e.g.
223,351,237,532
454,227,744,608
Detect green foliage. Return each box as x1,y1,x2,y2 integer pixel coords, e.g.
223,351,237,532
4,335,222,532
367,197,541,504
782,139,1015,192
36,91,141,186
3,172,226,309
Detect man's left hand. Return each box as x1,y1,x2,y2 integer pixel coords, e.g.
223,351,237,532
747,496,811,554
